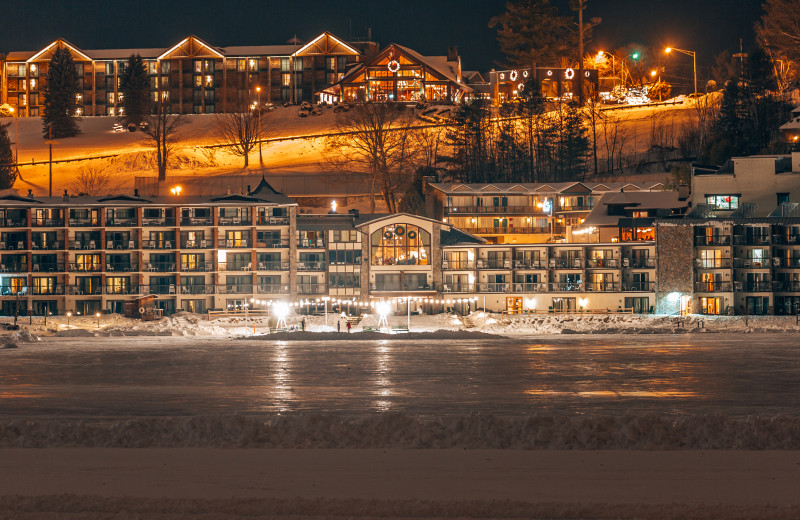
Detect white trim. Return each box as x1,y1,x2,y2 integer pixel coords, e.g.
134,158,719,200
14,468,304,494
157,36,224,61
292,32,359,57
27,40,92,62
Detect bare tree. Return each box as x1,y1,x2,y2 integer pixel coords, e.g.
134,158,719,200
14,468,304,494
141,97,187,182
70,164,118,196
600,109,631,176
323,103,419,213
216,94,262,168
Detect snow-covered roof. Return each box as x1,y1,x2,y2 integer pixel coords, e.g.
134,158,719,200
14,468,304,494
429,181,665,195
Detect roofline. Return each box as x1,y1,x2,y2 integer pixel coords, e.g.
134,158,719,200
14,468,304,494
28,39,93,62
292,32,359,57
157,35,224,60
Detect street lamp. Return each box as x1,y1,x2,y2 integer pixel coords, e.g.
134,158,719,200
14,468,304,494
66,311,72,326
596,51,617,89
95,312,101,329
665,47,697,97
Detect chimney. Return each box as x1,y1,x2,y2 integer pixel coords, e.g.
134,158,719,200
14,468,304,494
447,46,459,62
348,208,360,218
62,190,69,202
27,189,34,199
677,184,690,201
134,188,139,197
247,185,251,195
226,186,231,195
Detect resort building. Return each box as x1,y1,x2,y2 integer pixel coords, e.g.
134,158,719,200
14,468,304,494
0,33,362,116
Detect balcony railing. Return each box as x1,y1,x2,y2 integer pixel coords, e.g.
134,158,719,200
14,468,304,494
442,283,475,293
0,263,29,273
69,240,99,250
298,238,325,248
624,258,656,268
105,240,138,250
772,257,800,268
142,240,176,250
442,261,475,270
512,282,547,292
256,284,290,294
180,262,208,272
68,263,103,272
733,235,770,246
460,226,557,235
218,238,249,248
298,262,325,271
585,282,620,292
144,262,176,272
549,282,583,292
68,218,99,227
694,281,733,292
218,217,251,226
743,281,772,292
298,284,326,295
256,261,289,271
694,235,730,246
31,285,65,295
695,258,732,269
105,218,138,227
256,239,289,248
549,258,585,269
478,282,510,293
104,285,143,295
586,258,620,268
512,260,545,269
32,263,65,272
180,217,213,226
180,240,210,249
622,282,655,292
217,262,254,272
177,284,215,295
1,218,28,227
476,259,512,269
31,218,64,227
444,205,539,215
733,258,771,269
106,263,134,272
257,216,290,225
773,281,800,292
141,217,176,226
67,285,104,295
772,235,800,245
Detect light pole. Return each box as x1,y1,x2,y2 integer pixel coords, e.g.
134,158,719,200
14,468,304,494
66,311,71,326
322,296,330,327
665,47,697,97
255,86,263,166
596,51,617,90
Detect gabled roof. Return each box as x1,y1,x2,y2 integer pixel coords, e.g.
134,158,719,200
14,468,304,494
27,39,93,62
157,35,224,60
292,32,359,56
0,193,43,203
98,194,151,203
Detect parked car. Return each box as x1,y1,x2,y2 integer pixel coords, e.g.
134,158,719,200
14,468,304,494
112,123,125,133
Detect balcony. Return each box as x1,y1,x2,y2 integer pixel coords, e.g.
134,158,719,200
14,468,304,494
694,258,732,269
694,235,730,246
256,239,289,248
586,258,620,268
694,281,733,292
31,285,65,295
32,263,65,272
742,281,772,292
142,240,175,250
298,262,325,271
106,240,138,250
2,240,28,250
144,262,176,272
444,205,538,215
733,258,771,269
181,240,210,249
104,285,143,295
68,218,99,227
0,263,29,273
180,217,213,226
442,283,475,293
178,284,215,295
257,261,289,271
0,218,28,227
256,284,290,294
218,238,249,248
512,260,545,269
442,261,475,270
733,235,770,246
106,263,134,272
69,240,99,250
146,284,180,295
773,281,800,292
773,257,800,268
460,226,555,235
298,238,325,248
218,217,251,226
476,259,512,269
549,258,585,269
68,263,103,273
298,284,326,295
67,285,103,295
257,216,289,225
31,218,64,227
772,235,800,245
180,262,208,272
218,262,253,272
622,281,655,292
624,258,656,268
105,218,138,227
549,282,583,292
512,282,547,292
585,282,620,292
478,282,510,293
142,217,176,226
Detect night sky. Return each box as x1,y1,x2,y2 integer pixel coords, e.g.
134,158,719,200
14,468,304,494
2,0,764,72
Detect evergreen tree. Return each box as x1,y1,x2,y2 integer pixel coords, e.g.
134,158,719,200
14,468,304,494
41,47,81,139
0,122,16,189
118,54,151,127
489,0,573,68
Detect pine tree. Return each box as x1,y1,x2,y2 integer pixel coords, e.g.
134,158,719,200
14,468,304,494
119,54,151,127
41,47,81,139
0,122,16,189
489,0,573,68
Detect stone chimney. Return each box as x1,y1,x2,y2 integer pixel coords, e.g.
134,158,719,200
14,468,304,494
447,46,459,62
62,190,69,201
27,189,34,199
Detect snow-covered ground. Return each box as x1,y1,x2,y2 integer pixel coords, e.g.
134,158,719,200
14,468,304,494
2,310,799,343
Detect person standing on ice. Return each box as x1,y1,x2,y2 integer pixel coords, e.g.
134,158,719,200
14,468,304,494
301,317,306,331
337,320,340,333
346,321,351,333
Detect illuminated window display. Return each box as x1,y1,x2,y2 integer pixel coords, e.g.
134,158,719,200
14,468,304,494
370,224,430,266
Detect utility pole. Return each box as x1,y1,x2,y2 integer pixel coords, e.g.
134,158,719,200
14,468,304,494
44,123,59,198
578,1,584,105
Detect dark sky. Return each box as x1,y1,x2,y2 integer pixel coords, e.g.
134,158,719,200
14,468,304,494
2,0,764,73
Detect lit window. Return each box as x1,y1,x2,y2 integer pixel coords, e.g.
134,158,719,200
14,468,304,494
282,74,291,86
370,224,431,266
706,195,740,210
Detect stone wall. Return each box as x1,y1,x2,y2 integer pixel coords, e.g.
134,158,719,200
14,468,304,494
654,222,694,314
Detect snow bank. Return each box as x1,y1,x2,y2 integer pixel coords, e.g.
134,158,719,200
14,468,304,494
2,413,799,449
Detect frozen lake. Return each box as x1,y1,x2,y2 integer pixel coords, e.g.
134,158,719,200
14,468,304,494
1,334,799,419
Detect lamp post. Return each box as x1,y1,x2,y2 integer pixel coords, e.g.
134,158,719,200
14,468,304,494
322,296,330,327
665,47,697,97
95,312,101,329
66,311,71,326
255,86,263,166
596,51,617,90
